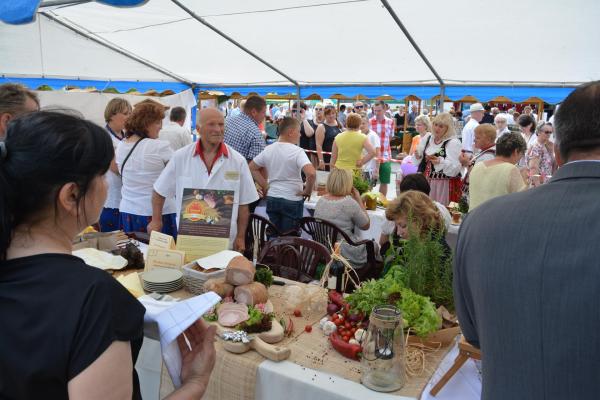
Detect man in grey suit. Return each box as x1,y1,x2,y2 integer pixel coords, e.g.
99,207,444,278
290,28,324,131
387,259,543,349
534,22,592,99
454,81,600,400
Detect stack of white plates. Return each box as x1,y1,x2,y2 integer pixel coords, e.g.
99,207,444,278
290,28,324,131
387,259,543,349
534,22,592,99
142,268,183,293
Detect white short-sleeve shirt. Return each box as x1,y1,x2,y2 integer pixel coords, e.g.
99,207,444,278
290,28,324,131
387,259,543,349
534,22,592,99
252,142,311,201
154,142,259,247
104,129,123,209
116,138,175,216
363,130,381,173
461,119,479,152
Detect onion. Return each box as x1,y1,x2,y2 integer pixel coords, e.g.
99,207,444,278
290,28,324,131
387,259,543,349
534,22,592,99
348,312,362,323
327,303,340,315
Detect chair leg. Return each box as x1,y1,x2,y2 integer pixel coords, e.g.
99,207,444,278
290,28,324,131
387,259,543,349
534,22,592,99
429,352,470,396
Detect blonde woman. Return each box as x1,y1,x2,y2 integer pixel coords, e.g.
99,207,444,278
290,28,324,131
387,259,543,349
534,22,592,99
314,169,371,267
100,98,132,232
414,112,462,205
331,113,376,170
409,115,432,155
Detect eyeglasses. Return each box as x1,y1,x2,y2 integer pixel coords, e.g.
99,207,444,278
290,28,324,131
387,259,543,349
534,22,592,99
541,130,553,134
355,105,364,109
324,105,336,110
314,108,323,111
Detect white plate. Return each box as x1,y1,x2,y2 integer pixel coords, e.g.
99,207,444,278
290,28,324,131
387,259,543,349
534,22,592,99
142,268,183,284
73,248,128,270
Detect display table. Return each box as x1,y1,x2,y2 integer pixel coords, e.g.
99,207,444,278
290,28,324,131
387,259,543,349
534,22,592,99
121,274,478,400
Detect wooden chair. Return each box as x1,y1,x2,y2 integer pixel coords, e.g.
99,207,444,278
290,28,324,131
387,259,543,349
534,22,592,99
429,336,481,396
258,236,331,283
299,217,382,281
244,213,299,259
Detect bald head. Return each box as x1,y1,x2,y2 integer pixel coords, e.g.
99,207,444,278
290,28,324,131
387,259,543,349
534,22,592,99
196,107,225,147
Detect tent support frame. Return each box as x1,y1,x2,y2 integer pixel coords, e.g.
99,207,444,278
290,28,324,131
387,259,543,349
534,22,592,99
39,11,193,86
171,0,299,87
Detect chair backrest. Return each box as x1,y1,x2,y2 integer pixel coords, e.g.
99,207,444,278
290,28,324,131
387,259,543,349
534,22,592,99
299,217,355,250
245,213,281,259
258,236,331,283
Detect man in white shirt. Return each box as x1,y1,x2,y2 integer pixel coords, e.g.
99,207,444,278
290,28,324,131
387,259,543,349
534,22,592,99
249,117,316,233
459,103,484,167
149,108,259,252
158,106,192,151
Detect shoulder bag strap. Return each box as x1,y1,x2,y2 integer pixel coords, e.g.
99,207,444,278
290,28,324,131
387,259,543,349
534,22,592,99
120,137,145,176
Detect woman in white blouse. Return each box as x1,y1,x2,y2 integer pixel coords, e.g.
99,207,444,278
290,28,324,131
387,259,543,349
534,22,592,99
116,100,177,236
414,112,462,205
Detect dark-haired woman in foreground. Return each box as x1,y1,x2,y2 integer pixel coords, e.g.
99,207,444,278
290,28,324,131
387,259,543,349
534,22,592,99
0,112,215,399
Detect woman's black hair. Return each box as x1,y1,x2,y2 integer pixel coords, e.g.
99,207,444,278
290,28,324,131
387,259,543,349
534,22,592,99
399,173,431,195
0,111,113,260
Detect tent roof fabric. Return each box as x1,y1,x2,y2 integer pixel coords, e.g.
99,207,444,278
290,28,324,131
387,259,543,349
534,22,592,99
1,0,598,102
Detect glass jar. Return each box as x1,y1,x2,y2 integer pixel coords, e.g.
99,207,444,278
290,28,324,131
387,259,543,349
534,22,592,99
360,305,406,392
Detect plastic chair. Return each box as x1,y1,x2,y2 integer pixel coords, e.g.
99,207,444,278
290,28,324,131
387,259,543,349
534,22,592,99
258,236,331,283
299,217,382,280
244,213,282,260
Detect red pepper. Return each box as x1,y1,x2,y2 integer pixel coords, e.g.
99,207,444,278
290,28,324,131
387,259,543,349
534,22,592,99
329,331,361,360
328,290,346,308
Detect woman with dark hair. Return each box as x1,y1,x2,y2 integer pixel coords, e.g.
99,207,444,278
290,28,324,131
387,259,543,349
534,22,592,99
116,100,177,236
0,112,215,399
315,104,342,171
99,98,132,232
468,132,527,209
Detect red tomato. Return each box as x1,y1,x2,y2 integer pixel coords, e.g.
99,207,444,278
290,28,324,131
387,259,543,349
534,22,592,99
342,335,350,342
334,319,343,326
304,325,312,333
344,322,351,329
293,309,302,317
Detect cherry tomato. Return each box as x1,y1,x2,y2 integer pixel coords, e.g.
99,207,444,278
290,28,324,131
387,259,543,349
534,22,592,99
344,322,351,329
334,319,343,326
304,325,312,333
293,309,302,317
342,335,350,342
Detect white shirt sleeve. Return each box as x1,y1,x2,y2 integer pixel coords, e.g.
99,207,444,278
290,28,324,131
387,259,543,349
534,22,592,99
414,133,430,162
183,130,192,147
157,140,174,164
238,159,260,205
461,123,475,152
296,147,311,169
438,138,463,177
153,155,177,199
252,146,267,167
434,201,452,230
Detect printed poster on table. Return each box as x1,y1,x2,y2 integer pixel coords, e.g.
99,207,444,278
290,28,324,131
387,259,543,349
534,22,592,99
176,188,235,263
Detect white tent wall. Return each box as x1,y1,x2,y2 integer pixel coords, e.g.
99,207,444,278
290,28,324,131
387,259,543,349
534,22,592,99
36,89,197,131
2,0,600,92
51,0,292,84
0,13,177,82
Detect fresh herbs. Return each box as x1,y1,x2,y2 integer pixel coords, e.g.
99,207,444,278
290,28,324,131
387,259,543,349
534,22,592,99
384,226,454,311
254,267,274,287
352,170,370,194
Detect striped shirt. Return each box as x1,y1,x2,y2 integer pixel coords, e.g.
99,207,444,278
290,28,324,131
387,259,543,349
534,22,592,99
369,116,394,160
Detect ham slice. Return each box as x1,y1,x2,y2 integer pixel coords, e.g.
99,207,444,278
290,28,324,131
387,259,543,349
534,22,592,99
217,303,249,327
225,256,255,286
234,282,269,306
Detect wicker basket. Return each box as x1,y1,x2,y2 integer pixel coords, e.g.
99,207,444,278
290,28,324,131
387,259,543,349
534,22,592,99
182,262,226,294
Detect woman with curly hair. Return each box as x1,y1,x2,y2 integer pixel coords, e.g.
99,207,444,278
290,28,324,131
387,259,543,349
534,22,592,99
381,190,451,276
116,100,177,236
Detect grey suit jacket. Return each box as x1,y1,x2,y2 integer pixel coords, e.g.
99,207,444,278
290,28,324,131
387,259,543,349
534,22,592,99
454,161,600,400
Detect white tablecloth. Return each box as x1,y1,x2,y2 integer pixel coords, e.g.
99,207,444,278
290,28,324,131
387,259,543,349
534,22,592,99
136,337,481,400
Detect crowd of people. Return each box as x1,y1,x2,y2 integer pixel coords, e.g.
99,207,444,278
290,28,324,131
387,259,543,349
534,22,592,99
1,80,599,400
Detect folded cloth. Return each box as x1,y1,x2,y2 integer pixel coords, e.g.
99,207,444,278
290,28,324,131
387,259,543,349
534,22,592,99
139,292,221,387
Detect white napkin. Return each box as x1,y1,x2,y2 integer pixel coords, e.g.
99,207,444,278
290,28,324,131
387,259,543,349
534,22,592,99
139,292,221,387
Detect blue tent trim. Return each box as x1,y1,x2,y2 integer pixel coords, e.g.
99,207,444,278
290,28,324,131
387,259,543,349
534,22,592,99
200,85,575,104
0,76,191,94
0,0,148,25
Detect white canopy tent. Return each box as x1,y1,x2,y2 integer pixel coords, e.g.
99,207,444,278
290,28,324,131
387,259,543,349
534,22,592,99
1,0,599,102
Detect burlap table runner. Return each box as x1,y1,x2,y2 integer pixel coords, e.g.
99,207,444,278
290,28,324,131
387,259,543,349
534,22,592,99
158,280,454,399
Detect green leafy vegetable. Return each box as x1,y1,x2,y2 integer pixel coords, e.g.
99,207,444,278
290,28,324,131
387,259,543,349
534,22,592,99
345,269,441,337
254,267,274,287
352,170,370,194
236,305,273,333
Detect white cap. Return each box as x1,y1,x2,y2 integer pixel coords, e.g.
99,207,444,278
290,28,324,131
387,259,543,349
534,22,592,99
469,103,484,112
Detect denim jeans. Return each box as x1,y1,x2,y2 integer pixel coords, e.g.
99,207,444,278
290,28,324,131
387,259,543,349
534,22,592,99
266,196,304,233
